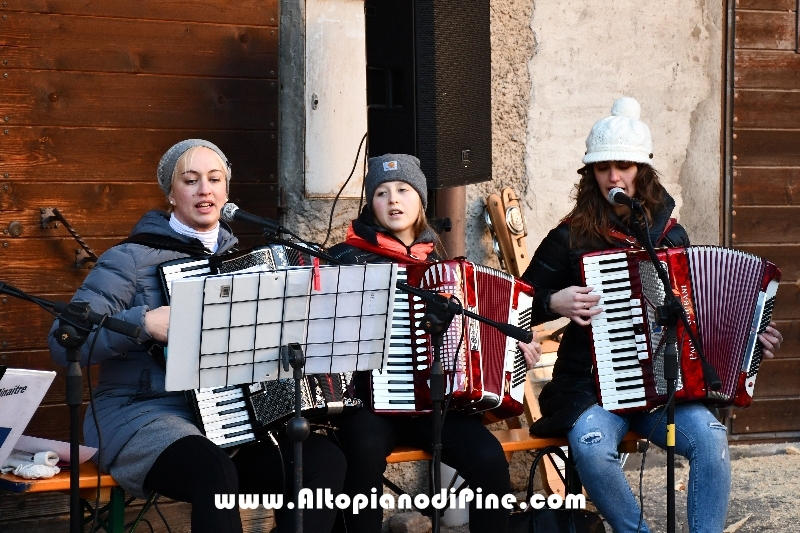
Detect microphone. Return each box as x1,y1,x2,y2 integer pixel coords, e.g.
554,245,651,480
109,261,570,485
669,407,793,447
220,203,286,234
607,187,639,209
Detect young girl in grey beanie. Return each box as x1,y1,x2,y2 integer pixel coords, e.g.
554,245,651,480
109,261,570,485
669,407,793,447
327,153,542,533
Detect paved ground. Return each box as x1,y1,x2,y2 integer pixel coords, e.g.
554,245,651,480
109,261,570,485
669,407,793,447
618,443,800,533
432,442,800,533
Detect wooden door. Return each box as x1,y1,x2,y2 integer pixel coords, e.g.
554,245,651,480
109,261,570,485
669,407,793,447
1,2,280,528
0,1,279,442
726,0,800,437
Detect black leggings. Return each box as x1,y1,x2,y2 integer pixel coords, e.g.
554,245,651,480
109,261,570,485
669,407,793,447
143,433,346,533
334,408,511,533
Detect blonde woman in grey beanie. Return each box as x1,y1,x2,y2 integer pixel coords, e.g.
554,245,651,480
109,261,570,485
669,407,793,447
519,98,782,533
48,140,346,533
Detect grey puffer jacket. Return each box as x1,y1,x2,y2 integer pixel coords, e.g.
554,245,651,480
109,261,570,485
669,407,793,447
47,210,238,472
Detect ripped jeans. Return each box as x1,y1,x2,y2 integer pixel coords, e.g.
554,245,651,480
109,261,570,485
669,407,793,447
568,403,730,533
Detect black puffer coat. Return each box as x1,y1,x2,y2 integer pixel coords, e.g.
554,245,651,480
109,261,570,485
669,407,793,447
520,193,689,436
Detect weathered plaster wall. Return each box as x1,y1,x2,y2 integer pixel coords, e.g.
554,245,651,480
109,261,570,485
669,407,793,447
518,0,723,253
465,0,536,269
283,0,722,257
281,0,535,255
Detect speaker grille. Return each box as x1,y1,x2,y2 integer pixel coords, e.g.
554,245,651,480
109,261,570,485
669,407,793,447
366,0,492,189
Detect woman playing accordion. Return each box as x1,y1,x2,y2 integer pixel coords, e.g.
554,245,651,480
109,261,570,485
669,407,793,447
521,97,783,533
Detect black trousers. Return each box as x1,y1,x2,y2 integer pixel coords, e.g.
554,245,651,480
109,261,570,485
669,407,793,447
334,408,511,533
143,432,346,533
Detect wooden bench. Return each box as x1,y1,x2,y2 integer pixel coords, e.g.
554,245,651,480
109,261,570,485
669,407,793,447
388,429,640,465
385,395,642,496
387,428,642,496
0,461,133,533
1,336,641,528
384,332,643,496
0,427,641,533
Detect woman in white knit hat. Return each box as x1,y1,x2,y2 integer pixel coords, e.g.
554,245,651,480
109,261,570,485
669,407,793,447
520,98,783,533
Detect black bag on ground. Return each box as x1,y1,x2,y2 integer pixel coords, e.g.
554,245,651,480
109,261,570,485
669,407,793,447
508,445,606,533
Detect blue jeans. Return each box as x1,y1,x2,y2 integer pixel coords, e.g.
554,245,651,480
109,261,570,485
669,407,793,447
567,403,730,533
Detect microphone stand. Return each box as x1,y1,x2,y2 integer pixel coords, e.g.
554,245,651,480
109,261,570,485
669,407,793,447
0,282,140,533
281,342,309,533
259,230,532,533
623,204,719,533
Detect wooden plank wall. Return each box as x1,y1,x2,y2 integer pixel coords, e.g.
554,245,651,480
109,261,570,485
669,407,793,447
0,1,279,529
730,0,800,437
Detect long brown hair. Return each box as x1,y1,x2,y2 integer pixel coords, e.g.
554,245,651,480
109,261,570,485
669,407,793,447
565,163,668,247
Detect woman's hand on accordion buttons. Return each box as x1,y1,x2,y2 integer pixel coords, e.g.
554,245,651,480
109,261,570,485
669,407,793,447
144,305,171,343
519,334,542,370
549,286,602,326
758,321,783,359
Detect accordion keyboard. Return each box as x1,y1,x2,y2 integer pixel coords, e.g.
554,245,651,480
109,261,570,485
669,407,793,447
371,267,426,411
583,252,649,412
160,258,211,298
511,297,533,391
193,386,256,448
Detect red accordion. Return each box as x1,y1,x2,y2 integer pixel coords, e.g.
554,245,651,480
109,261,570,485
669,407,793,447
369,260,534,420
581,246,780,413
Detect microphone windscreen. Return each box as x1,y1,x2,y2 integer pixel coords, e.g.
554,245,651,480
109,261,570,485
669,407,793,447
220,202,239,223
608,187,625,206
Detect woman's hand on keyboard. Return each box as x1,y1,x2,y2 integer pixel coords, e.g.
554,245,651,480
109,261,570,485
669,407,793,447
758,321,783,359
549,286,602,326
519,334,542,369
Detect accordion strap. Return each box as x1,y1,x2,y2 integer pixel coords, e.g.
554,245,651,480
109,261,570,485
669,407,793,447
118,232,210,256
606,217,678,248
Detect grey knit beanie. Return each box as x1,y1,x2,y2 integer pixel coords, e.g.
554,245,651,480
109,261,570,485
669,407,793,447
582,97,654,165
156,139,231,196
365,154,428,210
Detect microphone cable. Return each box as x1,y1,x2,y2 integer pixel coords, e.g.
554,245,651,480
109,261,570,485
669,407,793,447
635,389,676,533
321,132,368,249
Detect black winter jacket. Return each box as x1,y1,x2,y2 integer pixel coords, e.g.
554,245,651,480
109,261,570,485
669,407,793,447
521,193,689,436
327,208,441,265
327,210,441,399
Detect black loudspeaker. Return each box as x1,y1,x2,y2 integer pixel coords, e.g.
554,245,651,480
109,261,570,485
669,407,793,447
365,0,492,189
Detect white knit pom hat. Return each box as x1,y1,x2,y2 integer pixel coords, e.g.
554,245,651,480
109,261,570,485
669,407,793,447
582,97,653,165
